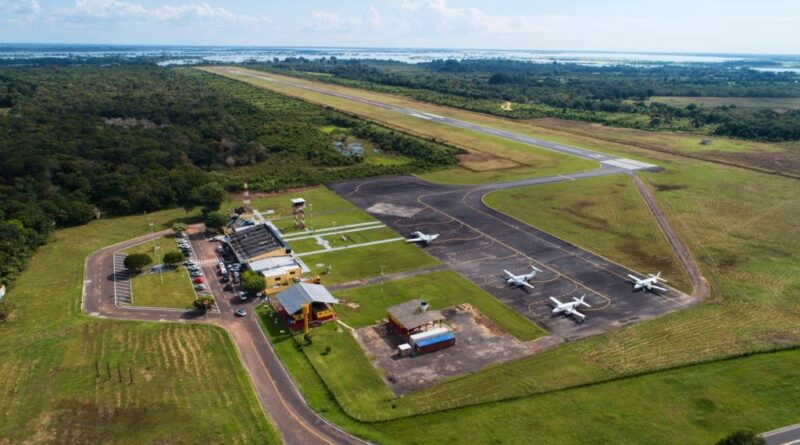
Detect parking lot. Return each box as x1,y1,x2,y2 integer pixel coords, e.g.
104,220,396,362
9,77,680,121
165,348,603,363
329,175,700,344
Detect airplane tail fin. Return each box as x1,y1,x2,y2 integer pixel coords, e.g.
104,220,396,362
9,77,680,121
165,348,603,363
575,294,591,308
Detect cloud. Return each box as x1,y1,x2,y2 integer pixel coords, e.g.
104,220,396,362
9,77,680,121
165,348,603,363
304,5,384,33
1,0,41,15
57,0,271,25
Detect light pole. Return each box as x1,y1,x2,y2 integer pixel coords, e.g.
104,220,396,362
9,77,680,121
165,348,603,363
155,245,162,283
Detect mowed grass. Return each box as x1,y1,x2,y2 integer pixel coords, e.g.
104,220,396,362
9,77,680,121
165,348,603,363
302,241,440,284
334,270,544,341
649,95,800,110
258,300,800,444
484,174,692,293
0,209,279,444
130,267,197,309
201,67,599,183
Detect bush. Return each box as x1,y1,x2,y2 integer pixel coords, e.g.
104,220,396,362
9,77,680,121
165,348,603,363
162,251,185,266
204,211,228,232
193,295,215,312
715,430,767,445
242,270,266,296
123,253,152,271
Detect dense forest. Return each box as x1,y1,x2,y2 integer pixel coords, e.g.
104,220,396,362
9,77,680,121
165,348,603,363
251,58,800,142
0,64,460,287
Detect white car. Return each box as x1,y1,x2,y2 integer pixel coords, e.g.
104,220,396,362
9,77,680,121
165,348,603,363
238,291,248,301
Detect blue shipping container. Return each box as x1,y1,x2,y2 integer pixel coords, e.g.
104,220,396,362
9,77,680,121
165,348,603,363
415,332,455,349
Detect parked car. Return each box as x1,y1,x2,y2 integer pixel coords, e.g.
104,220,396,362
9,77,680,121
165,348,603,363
234,309,247,317
192,277,205,284
220,276,229,283
190,272,202,278
238,291,248,301
194,284,206,291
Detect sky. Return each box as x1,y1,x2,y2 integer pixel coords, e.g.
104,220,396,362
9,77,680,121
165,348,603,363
0,0,798,54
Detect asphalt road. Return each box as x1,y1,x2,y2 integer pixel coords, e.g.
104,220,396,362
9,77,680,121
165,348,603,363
82,226,368,445
329,171,701,343
763,423,800,445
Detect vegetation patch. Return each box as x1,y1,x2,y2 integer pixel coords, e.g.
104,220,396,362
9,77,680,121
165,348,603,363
303,242,440,284
0,208,279,444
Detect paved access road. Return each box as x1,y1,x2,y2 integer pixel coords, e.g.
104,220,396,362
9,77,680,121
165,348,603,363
82,226,368,445
763,423,800,445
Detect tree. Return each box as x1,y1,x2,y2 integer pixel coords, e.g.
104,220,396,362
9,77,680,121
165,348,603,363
186,183,225,215
162,251,185,267
171,222,188,234
193,295,215,312
715,430,766,445
241,270,266,296
204,211,228,232
123,253,152,272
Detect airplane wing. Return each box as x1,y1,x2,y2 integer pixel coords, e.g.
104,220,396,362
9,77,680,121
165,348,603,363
406,237,423,243
430,234,440,240
651,285,668,292
567,308,586,320
503,270,515,278
521,282,535,290
549,296,562,306
627,274,641,282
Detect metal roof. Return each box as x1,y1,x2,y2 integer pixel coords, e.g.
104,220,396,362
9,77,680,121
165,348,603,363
387,299,444,329
226,223,285,262
276,283,339,315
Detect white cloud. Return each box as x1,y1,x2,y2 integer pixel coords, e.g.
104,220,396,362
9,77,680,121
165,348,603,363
58,0,271,25
304,6,384,33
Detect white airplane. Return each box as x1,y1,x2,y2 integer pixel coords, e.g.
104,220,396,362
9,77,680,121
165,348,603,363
628,272,668,292
503,266,542,289
550,294,590,322
407,231,440,244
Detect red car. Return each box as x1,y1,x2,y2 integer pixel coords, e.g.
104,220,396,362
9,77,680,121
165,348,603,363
192,277,205,284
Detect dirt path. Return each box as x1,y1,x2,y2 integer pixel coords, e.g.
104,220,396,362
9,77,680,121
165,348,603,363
630,173,710,299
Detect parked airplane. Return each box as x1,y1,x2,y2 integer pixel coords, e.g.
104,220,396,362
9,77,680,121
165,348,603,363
628,272,668,292
407,231,440,244
504,266,542,289
550,294,590,322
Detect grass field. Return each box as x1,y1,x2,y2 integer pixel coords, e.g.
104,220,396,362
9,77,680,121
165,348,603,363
258,301,800,445
302,241,440,284
333,270,544,341
129,267,197,309
649,96,800,110
0,209,279,444
201,66,799,179
200,67,599,183
484,174,692,293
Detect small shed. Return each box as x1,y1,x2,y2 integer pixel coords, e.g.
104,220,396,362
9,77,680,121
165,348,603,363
275,283,338,331
386,299,445,339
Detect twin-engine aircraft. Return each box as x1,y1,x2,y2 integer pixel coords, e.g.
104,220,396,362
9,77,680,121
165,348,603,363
550,294,591,322
629,271,668,292
406,231,440,245
504,266,542,289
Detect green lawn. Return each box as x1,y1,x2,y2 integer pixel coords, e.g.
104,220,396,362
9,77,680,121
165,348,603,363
0,209,279,444
484,174,692,292
302,242,440,284
333,270,543,341
258,302,800,445
650,95,800,110
129,267,198,309
122,236,164,258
